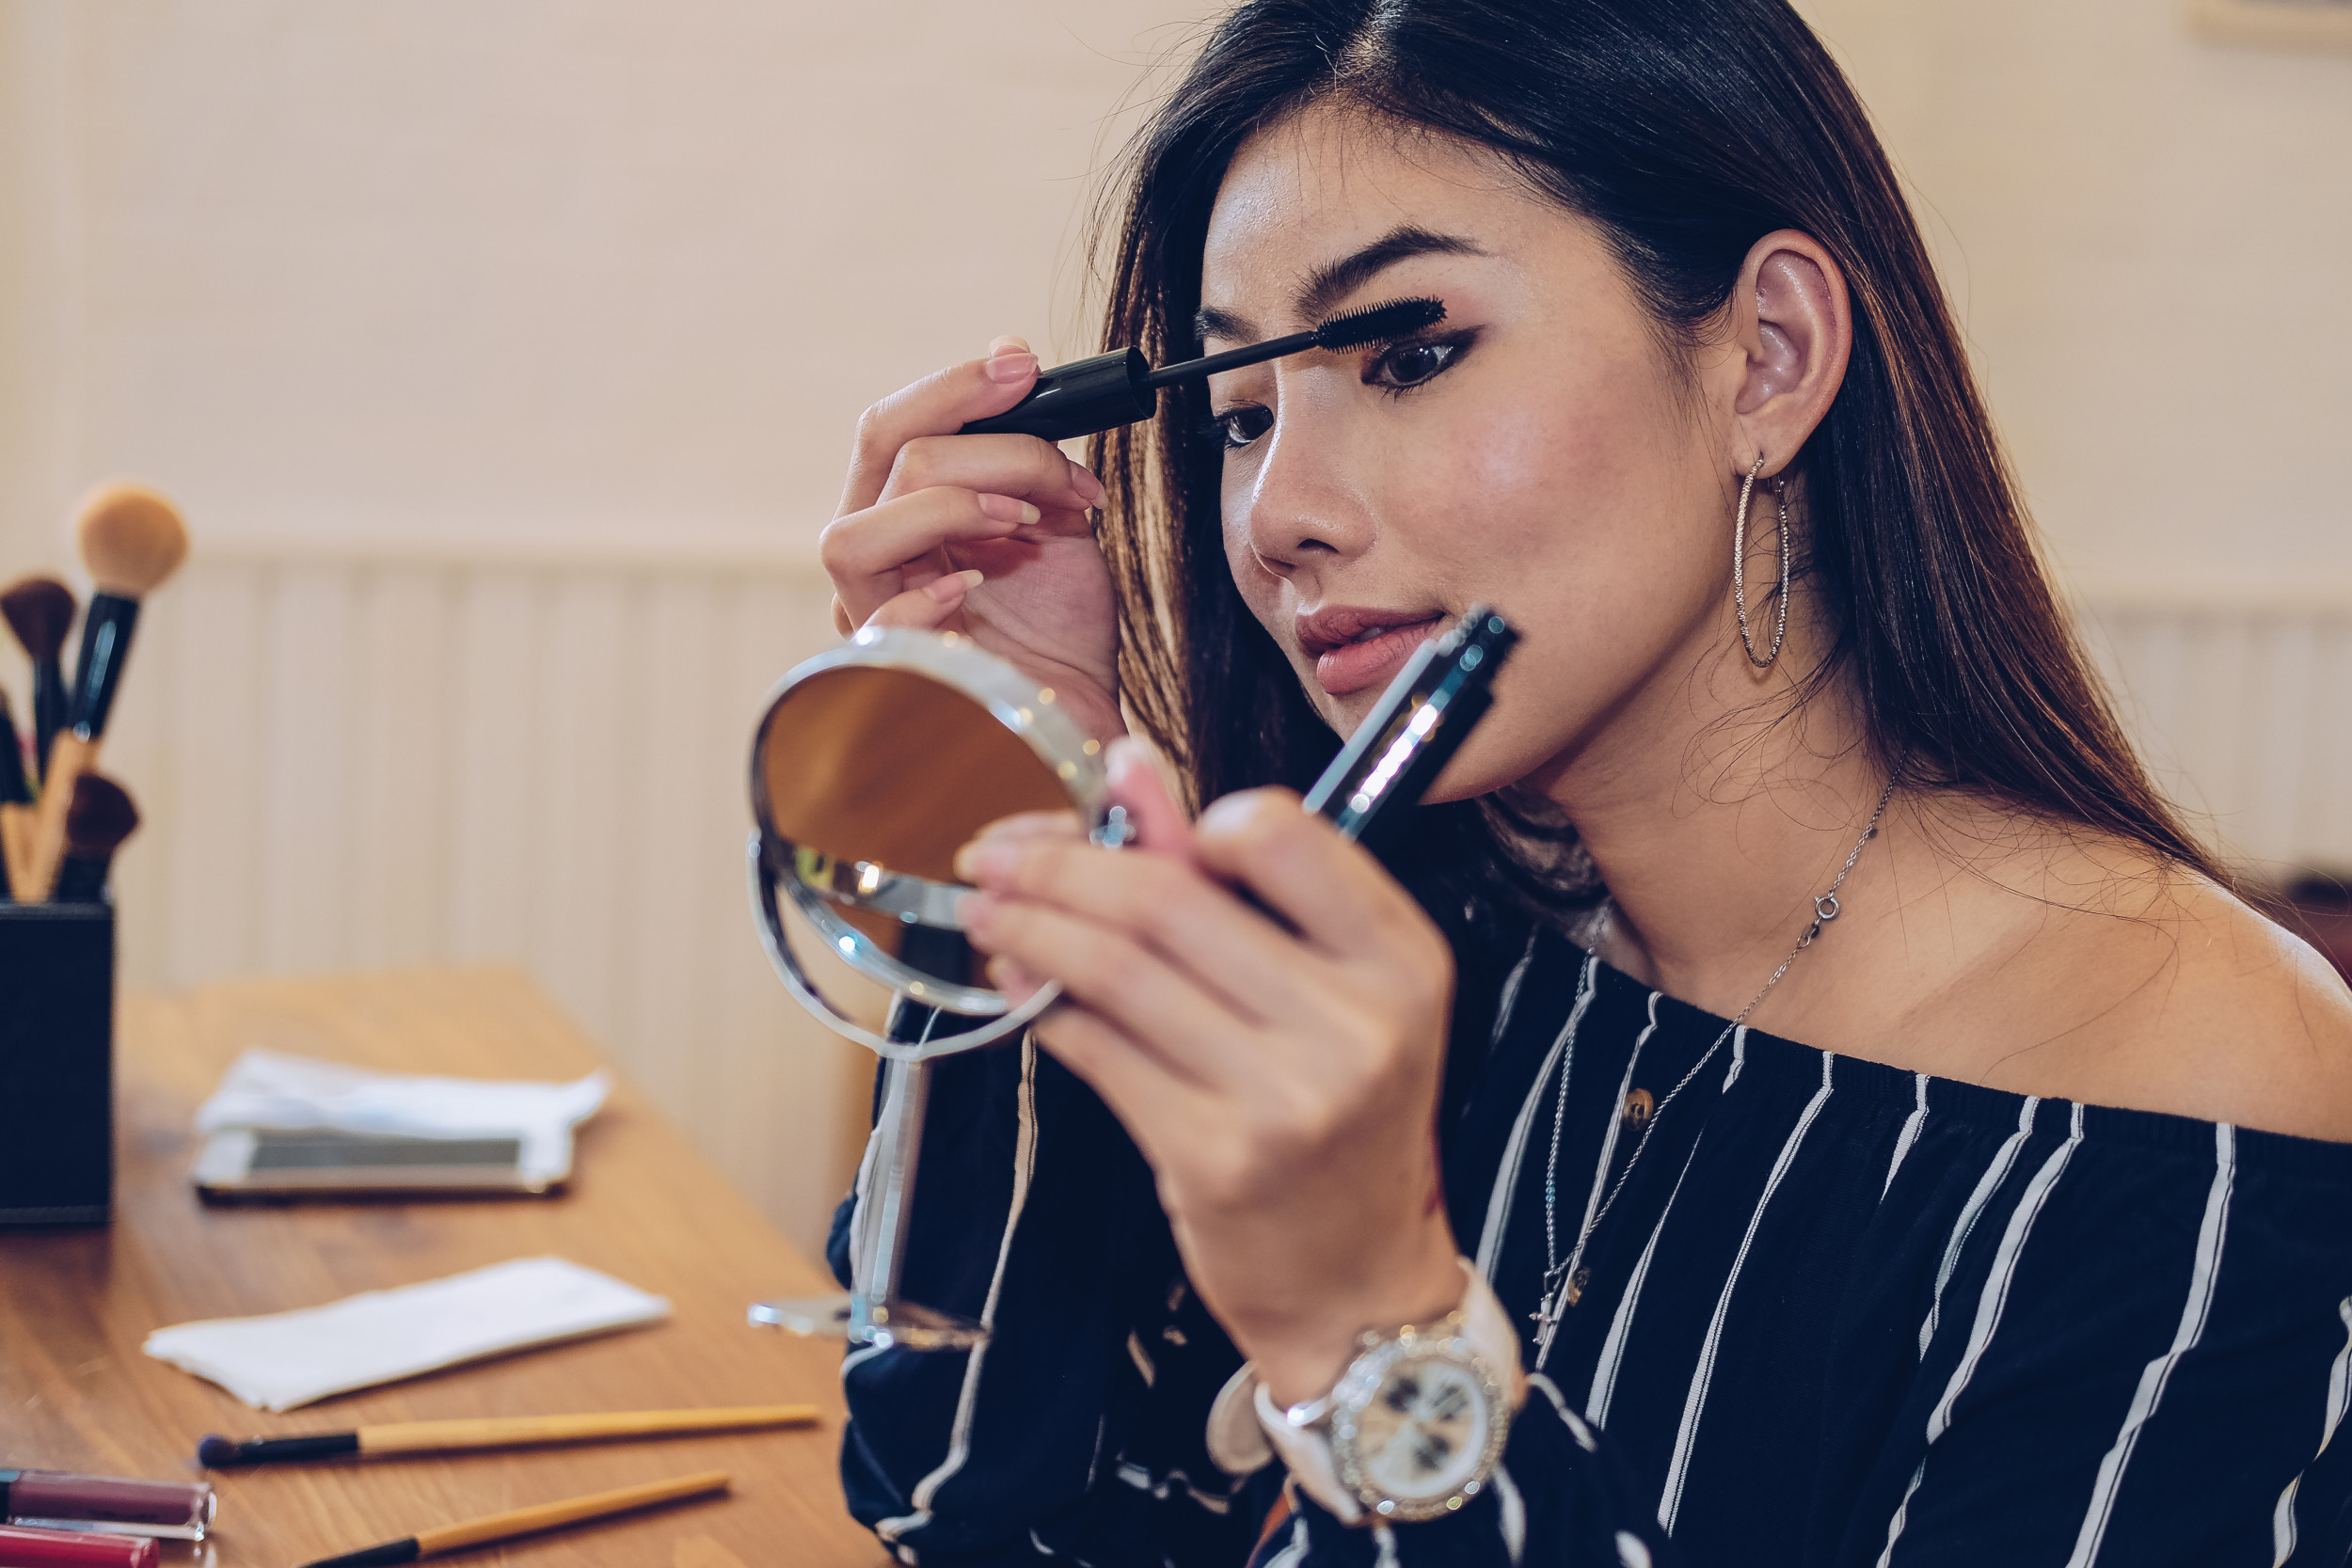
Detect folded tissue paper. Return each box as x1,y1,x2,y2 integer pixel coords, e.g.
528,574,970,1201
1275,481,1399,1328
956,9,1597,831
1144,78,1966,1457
195,1049,610,1185
143,1257,671,1410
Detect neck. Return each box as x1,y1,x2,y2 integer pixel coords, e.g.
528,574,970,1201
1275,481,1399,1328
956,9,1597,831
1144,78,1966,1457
1536,635,1893,1022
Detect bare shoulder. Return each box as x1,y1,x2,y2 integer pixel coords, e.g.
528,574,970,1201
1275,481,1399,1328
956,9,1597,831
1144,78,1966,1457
1951,837,2352,1142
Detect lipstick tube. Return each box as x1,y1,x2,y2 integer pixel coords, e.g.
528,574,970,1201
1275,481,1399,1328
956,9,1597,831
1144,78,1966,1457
0,1524,160,1567
0,1470,214,1541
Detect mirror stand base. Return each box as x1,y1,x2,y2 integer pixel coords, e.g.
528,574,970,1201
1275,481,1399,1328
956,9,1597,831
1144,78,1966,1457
748,1291,989,1352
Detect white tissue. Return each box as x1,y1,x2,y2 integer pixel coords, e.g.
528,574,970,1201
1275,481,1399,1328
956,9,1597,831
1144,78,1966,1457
142,1257,671,1411
195,1049,610,1183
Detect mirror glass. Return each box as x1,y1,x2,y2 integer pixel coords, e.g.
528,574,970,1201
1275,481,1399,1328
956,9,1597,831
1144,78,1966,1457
747,627,1107,1058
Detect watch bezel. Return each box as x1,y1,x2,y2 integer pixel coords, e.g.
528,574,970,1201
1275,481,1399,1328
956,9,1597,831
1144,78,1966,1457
1326,1322,1509,1523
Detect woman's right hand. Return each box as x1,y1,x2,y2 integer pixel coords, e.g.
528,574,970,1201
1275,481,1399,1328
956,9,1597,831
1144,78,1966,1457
822,336,1124,743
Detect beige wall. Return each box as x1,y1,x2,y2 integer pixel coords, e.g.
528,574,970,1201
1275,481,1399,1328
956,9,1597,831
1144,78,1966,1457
0,0,1196,571
0,1,2343,1244
1796,0,2352,594
0,2,2338,586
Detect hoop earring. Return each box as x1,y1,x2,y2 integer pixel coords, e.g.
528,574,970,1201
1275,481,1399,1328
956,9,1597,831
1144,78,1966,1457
1732,454,1790,670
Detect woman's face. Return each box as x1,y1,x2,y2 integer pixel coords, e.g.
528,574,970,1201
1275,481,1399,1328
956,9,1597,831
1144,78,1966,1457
1200,105,1744,801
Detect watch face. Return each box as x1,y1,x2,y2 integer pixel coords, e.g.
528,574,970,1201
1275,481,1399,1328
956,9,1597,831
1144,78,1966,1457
1332,1339,1497,1516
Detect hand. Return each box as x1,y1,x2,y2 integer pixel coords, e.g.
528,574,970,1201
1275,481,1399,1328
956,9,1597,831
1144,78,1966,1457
955,745,1467,1405
822,336,1123,742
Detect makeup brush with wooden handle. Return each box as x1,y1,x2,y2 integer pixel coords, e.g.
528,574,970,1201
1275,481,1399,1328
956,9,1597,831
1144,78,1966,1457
24,483,187,900
298,1470,730,1567
196,1403,820,1466
52,773,137,905
0,575,75,782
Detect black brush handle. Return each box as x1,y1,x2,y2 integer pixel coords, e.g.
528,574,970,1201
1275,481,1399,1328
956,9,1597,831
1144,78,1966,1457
69,592,139,739
52,851,111,906
300,1536,421,1567
960,349,1155,443
0,697,30,807
211,1432,363,1466
28,660,66,783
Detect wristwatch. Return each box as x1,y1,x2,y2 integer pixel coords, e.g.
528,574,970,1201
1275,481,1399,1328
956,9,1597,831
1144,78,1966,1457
1227,1261,1520,1525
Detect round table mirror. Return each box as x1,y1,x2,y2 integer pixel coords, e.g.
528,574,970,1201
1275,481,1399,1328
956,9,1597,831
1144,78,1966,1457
744,626,1111,1350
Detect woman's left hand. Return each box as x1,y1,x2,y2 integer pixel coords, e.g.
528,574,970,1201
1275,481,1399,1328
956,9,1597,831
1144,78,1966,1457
955,745,1468,1406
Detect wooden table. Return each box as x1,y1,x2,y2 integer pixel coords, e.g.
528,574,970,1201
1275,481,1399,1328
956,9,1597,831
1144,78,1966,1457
0,966,885,1568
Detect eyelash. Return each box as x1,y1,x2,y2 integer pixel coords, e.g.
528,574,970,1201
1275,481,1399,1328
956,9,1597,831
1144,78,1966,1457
1195,329,1477,451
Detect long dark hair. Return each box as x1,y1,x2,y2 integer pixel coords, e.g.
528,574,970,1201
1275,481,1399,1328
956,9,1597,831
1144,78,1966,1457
1086,0,2223,942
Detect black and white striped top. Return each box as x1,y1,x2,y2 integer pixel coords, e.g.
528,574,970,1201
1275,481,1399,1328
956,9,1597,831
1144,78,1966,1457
832,923,2352,1567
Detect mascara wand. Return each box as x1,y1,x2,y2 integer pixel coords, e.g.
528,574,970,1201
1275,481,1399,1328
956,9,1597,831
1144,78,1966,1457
960,295,1445,444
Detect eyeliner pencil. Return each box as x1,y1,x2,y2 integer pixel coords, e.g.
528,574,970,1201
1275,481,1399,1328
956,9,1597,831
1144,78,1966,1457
199,1403,819,1466
297,1469,730,1567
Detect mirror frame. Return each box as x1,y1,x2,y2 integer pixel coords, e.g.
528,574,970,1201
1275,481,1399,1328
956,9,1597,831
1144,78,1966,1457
746,626,1110,1061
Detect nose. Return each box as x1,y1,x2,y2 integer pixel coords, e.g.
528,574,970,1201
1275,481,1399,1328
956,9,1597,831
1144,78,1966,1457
1235,391,1377,583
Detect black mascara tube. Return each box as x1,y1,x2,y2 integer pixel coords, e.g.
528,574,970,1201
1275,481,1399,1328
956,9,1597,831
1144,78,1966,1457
1302,606,1518,858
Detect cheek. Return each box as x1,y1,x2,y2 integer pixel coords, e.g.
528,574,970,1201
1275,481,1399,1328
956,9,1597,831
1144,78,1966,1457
1415,352,1697,573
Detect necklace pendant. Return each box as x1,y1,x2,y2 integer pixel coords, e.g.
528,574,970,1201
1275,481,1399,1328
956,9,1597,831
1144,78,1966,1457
1534,1298,1563,1361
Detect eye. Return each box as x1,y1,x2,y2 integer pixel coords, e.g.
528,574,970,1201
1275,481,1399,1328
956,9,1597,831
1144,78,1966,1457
1200,404,1275,451
1366,333,1469,393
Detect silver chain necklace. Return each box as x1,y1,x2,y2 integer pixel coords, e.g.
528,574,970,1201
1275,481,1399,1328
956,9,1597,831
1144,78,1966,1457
1531,777,1899,1363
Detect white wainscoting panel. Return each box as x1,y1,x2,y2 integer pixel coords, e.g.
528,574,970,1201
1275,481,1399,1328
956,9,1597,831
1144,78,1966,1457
2079,594,2352,876
99,543,867,1258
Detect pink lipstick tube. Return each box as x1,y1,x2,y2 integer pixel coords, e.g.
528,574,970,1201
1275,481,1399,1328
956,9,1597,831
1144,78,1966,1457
0,1469,214,1541
0,1524,161,1567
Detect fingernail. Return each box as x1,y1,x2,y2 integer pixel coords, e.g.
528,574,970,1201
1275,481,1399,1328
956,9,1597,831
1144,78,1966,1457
926,568,984,603
977,493,1041,526
988,335,1033,356
953,839,1016,884
1068,462,1105,503
986,353,1039,385
1104,736,1150,784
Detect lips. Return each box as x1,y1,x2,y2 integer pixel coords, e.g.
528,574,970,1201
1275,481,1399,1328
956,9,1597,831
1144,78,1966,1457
1295,606,1446,698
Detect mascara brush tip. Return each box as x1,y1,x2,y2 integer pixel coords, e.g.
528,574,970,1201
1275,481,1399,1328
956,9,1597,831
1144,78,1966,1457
1311,295,1446,352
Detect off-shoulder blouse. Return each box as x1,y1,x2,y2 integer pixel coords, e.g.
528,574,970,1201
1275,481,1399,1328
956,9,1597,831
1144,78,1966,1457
831,922,2352,1567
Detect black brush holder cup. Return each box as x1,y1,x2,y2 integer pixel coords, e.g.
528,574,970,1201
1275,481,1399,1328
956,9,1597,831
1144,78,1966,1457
0,901,115,1227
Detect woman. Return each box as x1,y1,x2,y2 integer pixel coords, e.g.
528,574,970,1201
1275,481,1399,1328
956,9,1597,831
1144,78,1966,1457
815,1,2352,1562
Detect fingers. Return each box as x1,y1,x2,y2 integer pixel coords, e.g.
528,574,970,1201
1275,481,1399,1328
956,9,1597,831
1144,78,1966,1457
961,883,1260,1079
958,832,1324,1041
841,345,1038,516
839,341,1104,519
880,433,1103,520
819,487,1034,626
861,569,984,632
1195,789,1447,965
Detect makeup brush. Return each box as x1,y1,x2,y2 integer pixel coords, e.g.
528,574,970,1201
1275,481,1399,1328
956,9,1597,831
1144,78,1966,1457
0,689,31,809
960,295,1445,444
0,695,21,901
24,482,188,900
297,1470,729,1568
196,1403,820,1467
51,773,137,905
1,575,75,780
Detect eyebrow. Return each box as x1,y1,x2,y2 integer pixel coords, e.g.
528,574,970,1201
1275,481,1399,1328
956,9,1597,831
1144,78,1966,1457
1192,224,1486,344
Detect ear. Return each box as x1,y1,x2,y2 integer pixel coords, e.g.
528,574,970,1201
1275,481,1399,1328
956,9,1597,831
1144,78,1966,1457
1725,230,1851,480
